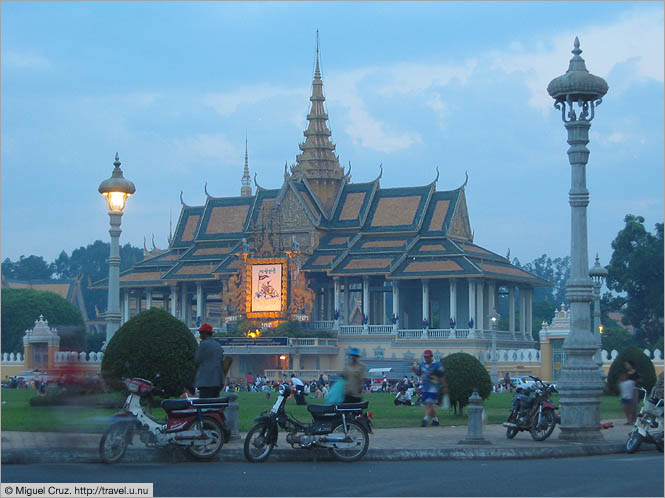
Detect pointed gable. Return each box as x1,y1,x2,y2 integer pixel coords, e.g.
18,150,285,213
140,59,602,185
447,188,473,241
171,205,204,248
363,185,431,232
196,196,253,241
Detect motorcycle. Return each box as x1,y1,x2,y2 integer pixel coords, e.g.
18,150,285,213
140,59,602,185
244,384,372,463
625,386,664,454
503,375,559,441
99,378,232,463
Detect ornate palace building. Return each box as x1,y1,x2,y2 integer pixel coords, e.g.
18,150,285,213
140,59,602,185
99,43,548,380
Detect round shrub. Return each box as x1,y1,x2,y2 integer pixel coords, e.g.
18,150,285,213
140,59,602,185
101,308,198,397
606,345,657,395
1,288,85,353
441,352,492,415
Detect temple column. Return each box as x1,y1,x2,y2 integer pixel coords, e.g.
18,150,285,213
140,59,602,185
123,290,130,324
136,290,142,314
146,288,153,309
509,286,516,339
333,277,340,328
422,279,430,326
468,279,476,338
362,276,369,329
520,288,527,339
196,282,203,325
170,285,178,317
344,278,351,325
449,278,457,327
392,280,400,331
477,279,484,333
526,288,533,341
488,280,496,320
180,283,189,324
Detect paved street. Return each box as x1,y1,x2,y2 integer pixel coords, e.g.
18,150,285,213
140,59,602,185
1,453,662,496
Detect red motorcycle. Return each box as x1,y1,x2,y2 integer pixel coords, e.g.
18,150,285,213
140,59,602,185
100,378,232,463
503,375,559,441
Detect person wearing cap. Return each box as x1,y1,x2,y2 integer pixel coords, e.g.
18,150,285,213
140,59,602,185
342,347,366,403
194,323,225,398
412,349,447,426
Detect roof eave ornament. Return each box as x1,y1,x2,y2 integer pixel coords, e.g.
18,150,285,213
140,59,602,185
204,181,212,199
180,190,189,208
372,163,383,184
461,170,469,189
345,161,352,180
254,172,265,191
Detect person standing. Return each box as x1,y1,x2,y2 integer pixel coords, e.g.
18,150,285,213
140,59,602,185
343,348,366,403
625,361,641,424
194,323,225,398
291,374,306,405
618,373,636,424
412,349,447,427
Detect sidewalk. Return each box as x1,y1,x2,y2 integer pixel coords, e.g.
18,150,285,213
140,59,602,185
1,419,652,464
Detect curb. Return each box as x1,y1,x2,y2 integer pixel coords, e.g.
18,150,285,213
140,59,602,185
1,443,637,465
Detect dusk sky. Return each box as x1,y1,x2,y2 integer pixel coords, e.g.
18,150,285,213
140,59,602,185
2,1,663,273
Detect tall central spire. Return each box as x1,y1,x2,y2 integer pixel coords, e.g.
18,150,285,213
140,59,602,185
241,134,252,197
291,31,344,211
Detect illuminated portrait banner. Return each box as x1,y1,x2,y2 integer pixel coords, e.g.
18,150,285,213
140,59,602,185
251,263,283,312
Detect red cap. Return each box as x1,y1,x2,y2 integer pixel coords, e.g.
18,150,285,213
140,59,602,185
198,323,213,334
423,349,433,357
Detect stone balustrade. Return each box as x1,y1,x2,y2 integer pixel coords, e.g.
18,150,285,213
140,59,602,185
1,352,24,363
54,351,104,363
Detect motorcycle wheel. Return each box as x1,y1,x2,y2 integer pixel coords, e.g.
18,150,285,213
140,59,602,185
188,417,224,460
529,409,556,441
99,423,130,464
625,431,643,454
244,422,275,463
329,420,369,462
506,426,519,439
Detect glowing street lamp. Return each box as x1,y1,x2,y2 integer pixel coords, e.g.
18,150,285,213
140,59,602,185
99,153,136,343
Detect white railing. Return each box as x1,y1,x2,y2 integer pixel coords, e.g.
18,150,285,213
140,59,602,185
454,328,470,339
54,351,104,363
427,329,450,339
367,325,393,334
496,349,541,362
399,329,425,339
1,352,23,363
289,338,316,346
303,321,335,330
339,325,364,335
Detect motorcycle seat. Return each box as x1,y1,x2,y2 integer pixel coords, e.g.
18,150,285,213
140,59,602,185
161,399,191,411
191,397,232,406
307,401,369,415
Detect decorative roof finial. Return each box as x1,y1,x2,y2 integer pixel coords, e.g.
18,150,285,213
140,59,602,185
434,166,440,184
241,133,252,197
462,170,469,189
144,236,149,255
113,152,121,169
204,181,211,198
152,234,158,252
315,29,321,79
179,190,188,207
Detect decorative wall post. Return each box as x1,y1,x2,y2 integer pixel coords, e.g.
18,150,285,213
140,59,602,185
468,279,476,338
509,286,516,339
589,255,608,369
333,277,340,330
548,37,608,441
362,276,369,330
392,280,400,332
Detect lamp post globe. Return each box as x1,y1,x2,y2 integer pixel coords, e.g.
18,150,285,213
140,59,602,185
99,153,136,343
548,37,608,441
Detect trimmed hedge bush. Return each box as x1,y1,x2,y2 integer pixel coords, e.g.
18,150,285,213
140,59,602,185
101,308,198,397
441,352,492,415
606,346,657,395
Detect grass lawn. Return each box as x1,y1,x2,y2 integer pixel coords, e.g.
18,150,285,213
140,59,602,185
1,389,628,433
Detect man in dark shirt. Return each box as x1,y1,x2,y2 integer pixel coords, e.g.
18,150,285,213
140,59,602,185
194,323,224,398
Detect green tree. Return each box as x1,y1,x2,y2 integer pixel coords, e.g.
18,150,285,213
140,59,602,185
101,308,197,397
441,352,492,416
2,255,54,280
600,326,634,353
606,215,664,347
1,288,85,353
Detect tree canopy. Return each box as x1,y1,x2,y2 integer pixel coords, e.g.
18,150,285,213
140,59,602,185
606,215,663,347
1,288,85,353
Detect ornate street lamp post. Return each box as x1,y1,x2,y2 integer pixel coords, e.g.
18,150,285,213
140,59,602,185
589,254,608,368
489,308,500,386
547,37,608,441
99,153,136,343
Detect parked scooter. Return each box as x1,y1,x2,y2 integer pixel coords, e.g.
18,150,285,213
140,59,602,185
626,386,664,453
100,378,232,463
244,384,372,463
503,375,559,441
